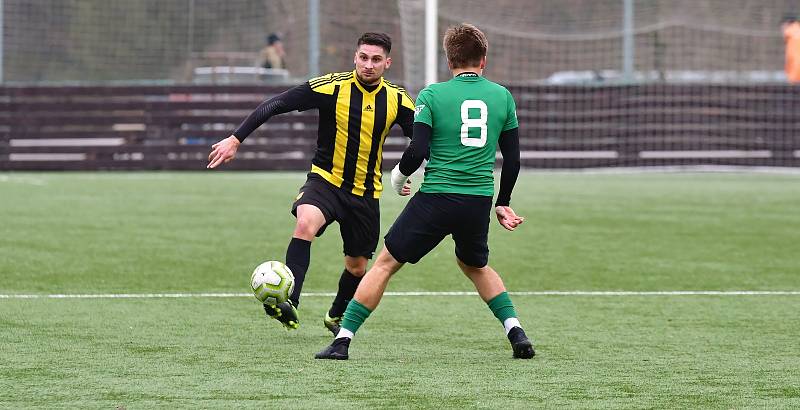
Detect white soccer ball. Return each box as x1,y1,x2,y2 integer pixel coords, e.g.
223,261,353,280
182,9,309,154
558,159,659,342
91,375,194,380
250,260,295,305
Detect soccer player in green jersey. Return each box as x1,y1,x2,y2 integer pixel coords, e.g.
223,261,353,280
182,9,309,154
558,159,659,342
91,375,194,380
315,23,534,360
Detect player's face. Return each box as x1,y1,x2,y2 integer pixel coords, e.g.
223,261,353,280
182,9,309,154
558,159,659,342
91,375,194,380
354,44,391,85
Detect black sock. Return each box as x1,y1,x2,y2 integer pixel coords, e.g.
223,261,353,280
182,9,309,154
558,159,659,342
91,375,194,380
285,237,311,307
328,269,363,318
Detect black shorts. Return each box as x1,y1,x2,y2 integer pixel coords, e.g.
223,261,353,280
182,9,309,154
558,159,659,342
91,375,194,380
384,192,492,268
291,174,380,258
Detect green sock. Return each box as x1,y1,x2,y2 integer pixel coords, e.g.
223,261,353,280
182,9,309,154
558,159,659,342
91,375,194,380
487,291,518,323
341,299,372,334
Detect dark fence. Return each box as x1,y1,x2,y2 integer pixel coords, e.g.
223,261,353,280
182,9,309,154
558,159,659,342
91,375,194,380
2,84,799,171
510,84,800,168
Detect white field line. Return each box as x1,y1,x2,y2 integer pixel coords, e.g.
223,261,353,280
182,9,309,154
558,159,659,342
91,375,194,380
0,175,48,186
1,290,800,299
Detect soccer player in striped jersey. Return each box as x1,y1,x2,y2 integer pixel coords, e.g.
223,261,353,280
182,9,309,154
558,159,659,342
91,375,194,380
208,33,415,333
315,23,534,360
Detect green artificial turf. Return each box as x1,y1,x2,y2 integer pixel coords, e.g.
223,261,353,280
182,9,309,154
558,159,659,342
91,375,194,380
1,171,799,408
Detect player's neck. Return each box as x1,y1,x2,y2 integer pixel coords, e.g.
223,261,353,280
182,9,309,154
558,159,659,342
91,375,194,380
451,67,483,77
356,75,381,87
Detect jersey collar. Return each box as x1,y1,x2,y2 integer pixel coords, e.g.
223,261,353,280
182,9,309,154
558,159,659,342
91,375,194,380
454,72,482,82
353,70,384,94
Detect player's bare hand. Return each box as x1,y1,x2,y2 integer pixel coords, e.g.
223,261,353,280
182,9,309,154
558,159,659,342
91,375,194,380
207,135,241,169
400,178,412,196
495,206,524,231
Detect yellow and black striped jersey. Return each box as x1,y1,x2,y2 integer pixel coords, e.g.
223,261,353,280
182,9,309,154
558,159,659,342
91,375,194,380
233,70,415,198
305,71,415,198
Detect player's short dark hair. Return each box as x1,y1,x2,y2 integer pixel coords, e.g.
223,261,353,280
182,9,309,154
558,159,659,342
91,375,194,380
443,23,488,69
783,13,798,23
357,32,392,54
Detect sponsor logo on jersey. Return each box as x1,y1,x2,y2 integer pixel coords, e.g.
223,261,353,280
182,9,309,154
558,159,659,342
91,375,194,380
364,104,373,112
414,104,425,118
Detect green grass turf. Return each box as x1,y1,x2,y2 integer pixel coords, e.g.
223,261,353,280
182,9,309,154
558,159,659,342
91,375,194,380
1,171,799,408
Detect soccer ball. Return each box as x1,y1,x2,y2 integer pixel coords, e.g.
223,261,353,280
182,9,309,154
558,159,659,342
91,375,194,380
250,260,295,305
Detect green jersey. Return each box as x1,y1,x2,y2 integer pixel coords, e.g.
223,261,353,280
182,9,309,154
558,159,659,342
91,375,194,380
413,73,518,197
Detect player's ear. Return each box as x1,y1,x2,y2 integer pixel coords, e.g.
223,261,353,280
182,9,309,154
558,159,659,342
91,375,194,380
354,51,359,65
385,56,392,69
479,56,487,70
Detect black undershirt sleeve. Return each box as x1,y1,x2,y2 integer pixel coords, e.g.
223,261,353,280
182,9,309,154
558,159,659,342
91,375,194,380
396,104,415,139
397,122,431,176
495,127,521,207
232,83,316,142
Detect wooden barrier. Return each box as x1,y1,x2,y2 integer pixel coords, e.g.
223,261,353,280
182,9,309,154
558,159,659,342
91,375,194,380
507,84,800,167
1,84,799,170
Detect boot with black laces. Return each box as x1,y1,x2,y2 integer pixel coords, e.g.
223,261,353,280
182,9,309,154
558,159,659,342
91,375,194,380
314,337,351,360
507,327,535,359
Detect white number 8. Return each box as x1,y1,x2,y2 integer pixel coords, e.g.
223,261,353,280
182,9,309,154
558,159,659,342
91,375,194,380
460,100,488,147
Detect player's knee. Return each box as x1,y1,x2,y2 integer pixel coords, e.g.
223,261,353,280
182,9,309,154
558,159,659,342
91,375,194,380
457,257,488,276
457,258,475,276
345,264,367,277
344,258,368,276
294,217,320,238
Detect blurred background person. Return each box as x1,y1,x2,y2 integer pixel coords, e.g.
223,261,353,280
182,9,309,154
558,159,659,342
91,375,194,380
782,14,800,83
258,32,286,70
